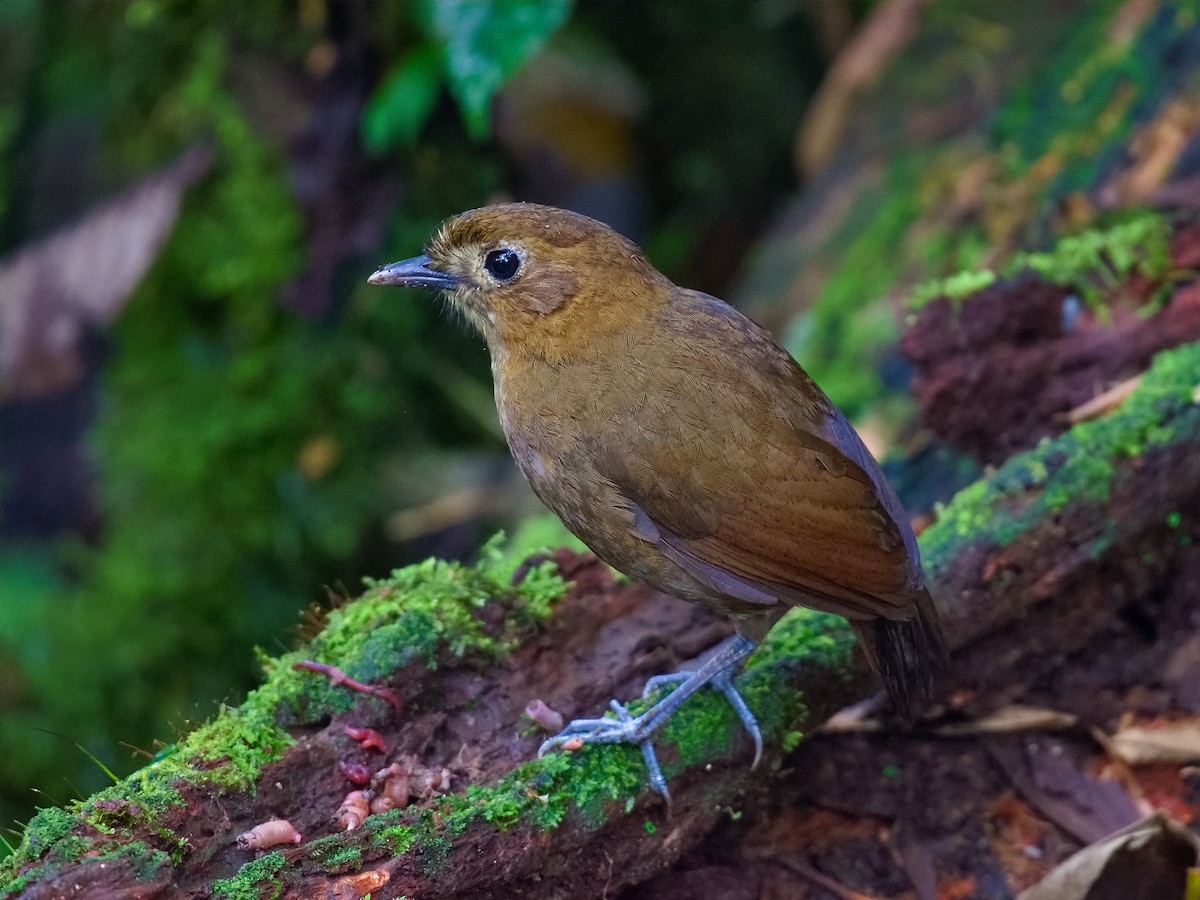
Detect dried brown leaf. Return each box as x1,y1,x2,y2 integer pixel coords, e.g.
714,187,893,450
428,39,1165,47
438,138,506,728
1018,812,1200,900
1110,719,1200,767
0,144,212,399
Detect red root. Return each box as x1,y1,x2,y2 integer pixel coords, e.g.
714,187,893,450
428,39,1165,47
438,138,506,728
292,660,403,713
344,726,388,753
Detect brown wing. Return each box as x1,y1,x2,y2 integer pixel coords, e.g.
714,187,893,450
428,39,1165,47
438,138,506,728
596,293,923,622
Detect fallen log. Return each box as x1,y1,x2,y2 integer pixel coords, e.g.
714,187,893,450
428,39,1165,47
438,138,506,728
3,339,1199,900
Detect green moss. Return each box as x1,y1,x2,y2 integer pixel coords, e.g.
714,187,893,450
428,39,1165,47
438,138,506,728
906,269,998,310
306,839,362,873
780,1,1187,418
920,340,1200,569
211,851,286,900
94,841,171,882
265,610,853,875
12,326,1196,892
1006,211,1172,310
15,808,73,859
661,691,739,768
747,607,855,673
2,838,170,898
455,784,527,833
0,532,569,892
157,827,190,865
371,823,417,855
905,210,1172,312
785,160,923,417
991,0,1184,190
268,531,569,728
411,833,451,877
0,809,84,896
1,531,864,895
501,513,589,565
0,868,37,898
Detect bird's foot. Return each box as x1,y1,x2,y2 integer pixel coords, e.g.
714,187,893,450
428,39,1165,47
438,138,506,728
537,635,760,803
538,696,675,801
642,666,763,767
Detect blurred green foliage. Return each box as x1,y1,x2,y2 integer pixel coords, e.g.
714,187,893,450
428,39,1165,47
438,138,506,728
784,156,924,417
775,0,1196,417
905,209,1172,311
1009,210,1172,310
423,0,574,140
364,42,445,152
0,0,506,829
365,0,574,149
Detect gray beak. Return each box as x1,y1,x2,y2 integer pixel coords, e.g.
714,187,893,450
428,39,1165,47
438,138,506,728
367,255,458,289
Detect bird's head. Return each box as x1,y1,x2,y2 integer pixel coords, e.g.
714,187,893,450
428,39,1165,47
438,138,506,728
368,203,669,360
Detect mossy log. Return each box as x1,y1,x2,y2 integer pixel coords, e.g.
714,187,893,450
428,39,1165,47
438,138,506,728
4,340,1199,899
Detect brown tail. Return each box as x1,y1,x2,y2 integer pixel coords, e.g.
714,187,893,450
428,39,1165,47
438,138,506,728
853,587,947,721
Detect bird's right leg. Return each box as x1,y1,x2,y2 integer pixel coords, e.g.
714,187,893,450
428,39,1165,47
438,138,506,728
538,634,759,802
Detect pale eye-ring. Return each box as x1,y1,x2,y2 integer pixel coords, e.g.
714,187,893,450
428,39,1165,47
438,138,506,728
484,248,521,281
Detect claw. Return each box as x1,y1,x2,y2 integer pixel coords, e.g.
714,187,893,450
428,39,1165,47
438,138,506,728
536,635,760,800
609,700,672,803
711,667,763,767
642,671,689,698
641,650,763,766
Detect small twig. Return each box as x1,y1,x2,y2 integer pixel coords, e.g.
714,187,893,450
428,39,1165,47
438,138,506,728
292,660,402,713
777,857,885,900
385,485,503,543
1063,375,1141,424
929,704,1079,736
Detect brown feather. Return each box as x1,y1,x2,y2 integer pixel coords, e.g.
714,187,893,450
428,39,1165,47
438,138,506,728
412,202,946,714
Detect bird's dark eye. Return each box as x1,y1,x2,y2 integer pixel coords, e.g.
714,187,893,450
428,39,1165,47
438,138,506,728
484,248,521,281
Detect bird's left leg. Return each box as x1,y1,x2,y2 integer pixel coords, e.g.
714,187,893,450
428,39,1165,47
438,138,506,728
538,634,759,802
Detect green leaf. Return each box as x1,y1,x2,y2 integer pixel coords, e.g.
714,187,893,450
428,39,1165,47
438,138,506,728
420,0,573,139
362,42,444,154
0,0,39,26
